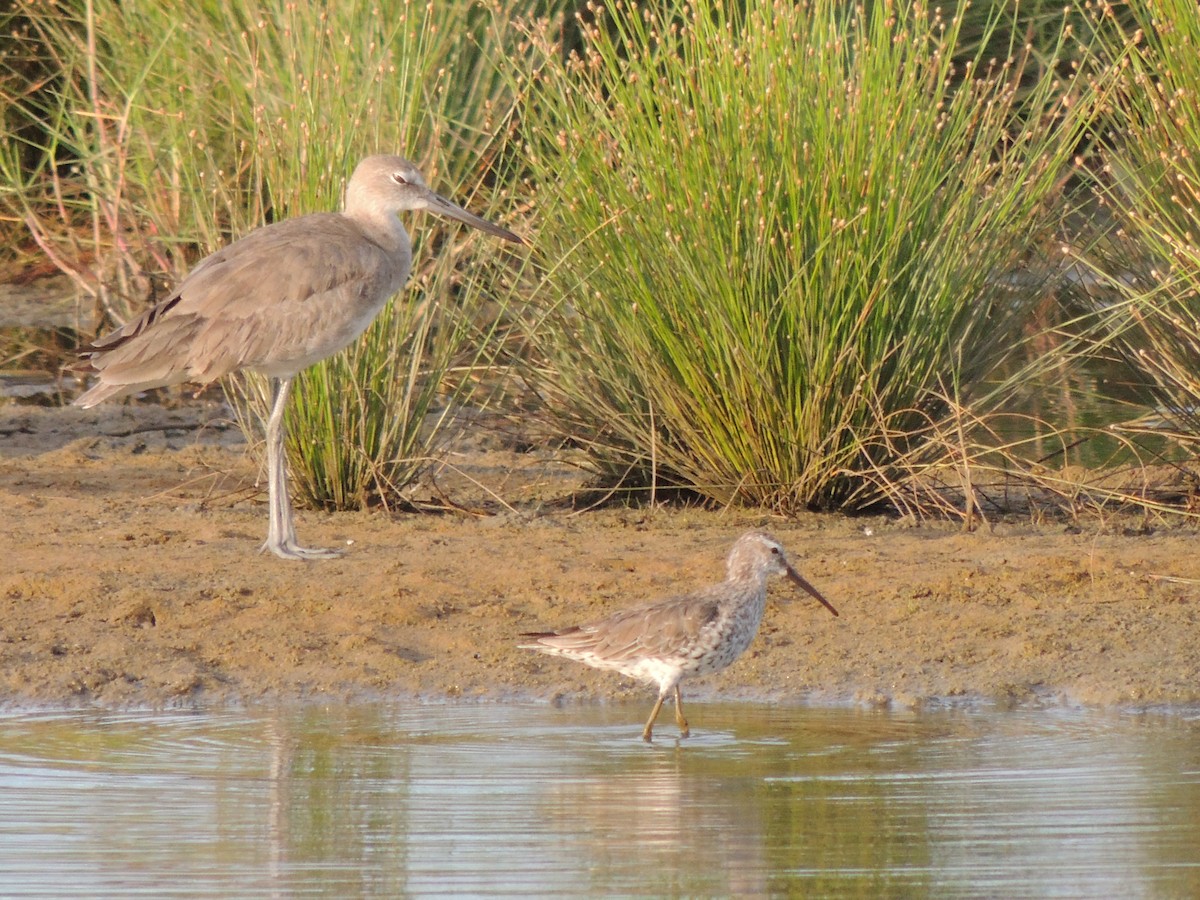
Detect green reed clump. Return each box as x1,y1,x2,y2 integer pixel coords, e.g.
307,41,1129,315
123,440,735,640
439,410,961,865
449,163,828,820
1083,0,1200,445
2,0,532,509
518,0,1098,511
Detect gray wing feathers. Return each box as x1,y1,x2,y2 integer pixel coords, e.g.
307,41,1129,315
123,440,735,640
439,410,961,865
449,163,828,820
525,592,722,661
75,214,401,404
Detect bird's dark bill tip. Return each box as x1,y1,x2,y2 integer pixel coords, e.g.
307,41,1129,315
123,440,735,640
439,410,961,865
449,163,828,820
786,568,840,617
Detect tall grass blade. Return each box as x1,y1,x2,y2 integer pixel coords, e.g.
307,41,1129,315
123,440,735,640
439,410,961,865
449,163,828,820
519,0,1100,511
2,0,535,509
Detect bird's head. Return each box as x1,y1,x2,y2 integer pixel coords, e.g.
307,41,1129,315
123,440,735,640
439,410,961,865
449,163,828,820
347,154,523,244
728,531,839,617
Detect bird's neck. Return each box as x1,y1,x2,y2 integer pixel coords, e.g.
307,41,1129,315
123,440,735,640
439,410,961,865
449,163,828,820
726,562,766,586
344,197,412,256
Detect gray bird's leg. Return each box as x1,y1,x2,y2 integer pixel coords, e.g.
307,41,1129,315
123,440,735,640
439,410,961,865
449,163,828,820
260,376,343,560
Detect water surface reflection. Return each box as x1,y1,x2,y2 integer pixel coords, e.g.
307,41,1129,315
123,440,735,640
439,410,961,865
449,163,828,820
0,704,1197,896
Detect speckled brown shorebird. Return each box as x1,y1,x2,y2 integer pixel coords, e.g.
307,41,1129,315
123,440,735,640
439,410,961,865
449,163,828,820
73,155,522,560
520,531,839,742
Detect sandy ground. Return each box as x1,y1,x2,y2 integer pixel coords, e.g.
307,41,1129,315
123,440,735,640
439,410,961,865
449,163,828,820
2,400,1199,713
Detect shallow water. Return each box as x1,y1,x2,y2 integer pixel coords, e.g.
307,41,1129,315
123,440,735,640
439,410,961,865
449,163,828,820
0,703,1197,897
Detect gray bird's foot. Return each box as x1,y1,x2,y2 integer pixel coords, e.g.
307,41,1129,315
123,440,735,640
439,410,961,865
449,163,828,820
260,538,345,561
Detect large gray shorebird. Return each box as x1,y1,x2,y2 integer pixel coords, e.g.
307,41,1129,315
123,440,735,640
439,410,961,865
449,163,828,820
73,155,522,560
521,531,839,742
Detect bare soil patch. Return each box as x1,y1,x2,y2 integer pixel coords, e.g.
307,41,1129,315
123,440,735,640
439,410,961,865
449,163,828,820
2,402,1198,711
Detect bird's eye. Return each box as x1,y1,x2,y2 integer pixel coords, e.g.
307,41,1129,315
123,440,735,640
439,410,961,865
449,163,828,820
392,173,409,186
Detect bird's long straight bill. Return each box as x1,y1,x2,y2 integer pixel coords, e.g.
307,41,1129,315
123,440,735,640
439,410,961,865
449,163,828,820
785,567,839,617
426,191,524,244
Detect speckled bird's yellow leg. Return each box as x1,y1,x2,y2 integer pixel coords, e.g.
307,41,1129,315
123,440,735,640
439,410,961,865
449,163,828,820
643,693,668,742
673,685,690,738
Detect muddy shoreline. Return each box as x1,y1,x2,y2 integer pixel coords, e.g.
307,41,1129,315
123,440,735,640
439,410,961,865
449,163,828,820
1,403,1198,713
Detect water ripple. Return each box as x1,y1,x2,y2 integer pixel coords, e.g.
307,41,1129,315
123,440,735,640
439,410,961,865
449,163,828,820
0,704,1196,897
